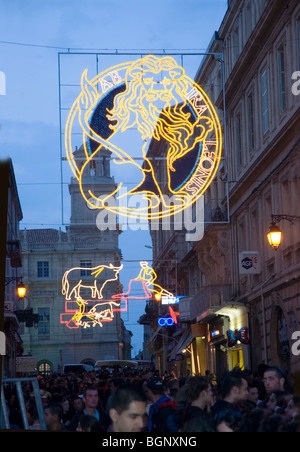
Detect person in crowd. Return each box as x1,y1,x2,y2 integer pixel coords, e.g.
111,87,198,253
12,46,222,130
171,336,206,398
263,366,290,396
70,385,109,431
166,378,179,400
170,376,215,432
146,376,178,432
184,375,214,420
215,414,236,432
61,396,73,429
265,390,294,415
44,402,67,431
76,414,102,432
247,383,260,406
283,396,299,422
26,403,42,430
107,384,147,432
259,413,284,432
72,395,84,417
105,377,125,414
182,415,216,432
235,407,266,433
6,393,23,428
211,369,249,430
165,383,188,432
10,363,299,433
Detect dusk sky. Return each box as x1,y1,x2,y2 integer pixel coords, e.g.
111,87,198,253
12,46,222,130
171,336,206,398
0,0,228,355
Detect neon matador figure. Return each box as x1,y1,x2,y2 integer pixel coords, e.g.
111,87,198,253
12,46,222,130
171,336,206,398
113,261,173,300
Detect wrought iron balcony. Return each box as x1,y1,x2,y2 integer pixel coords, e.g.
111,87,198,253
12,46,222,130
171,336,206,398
179,283,233,322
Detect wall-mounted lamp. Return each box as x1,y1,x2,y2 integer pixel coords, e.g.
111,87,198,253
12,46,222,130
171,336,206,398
16,281,27,299
5,277,27,299
267,214,300,250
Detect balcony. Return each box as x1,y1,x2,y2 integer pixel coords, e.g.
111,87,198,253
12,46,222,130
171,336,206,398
7,240,22,268
179,283,233,322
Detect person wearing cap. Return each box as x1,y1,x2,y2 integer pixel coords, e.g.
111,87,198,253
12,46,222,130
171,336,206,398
146,376,178,432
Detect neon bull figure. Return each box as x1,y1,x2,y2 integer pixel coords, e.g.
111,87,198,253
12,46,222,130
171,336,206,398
62,264,123,300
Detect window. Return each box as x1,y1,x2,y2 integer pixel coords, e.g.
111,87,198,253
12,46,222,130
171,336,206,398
235,112,243,167
80,260,92,276
232,26,240,65
245,2,252,41
277,47,286,113
37,261,49,278
38,307,50,336
247,93,255,151
38,361,52,375
261,69,269,134
90,160,96,176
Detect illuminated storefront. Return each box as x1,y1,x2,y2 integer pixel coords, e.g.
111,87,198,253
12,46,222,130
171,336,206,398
213,303,250,373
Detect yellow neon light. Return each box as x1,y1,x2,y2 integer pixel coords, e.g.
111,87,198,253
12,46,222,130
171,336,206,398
61,264,124,329
112,261,173,301
62,264,123,300
65,55,222,220
61,261,172,328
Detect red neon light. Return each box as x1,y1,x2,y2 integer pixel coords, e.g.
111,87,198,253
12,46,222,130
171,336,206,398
169,306,180,324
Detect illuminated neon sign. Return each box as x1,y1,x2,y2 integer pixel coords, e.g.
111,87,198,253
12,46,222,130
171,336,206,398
226,327,250,347
158,306,180,327
112,261,173,301
158,317,175,327
61,264,124,329
62,264,123,300
61,261,173,329
65,55,222,220
161,295,185,305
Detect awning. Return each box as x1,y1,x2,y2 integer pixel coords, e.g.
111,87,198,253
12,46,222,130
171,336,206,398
169,329,193,361
214,302,248,320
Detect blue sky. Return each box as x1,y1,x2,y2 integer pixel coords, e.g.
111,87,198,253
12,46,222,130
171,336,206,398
0,0,228,356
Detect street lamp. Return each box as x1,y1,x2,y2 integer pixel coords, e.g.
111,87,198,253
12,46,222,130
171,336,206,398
267,214,300,250
267,222,282,251
5,277,27,299
16,281,27,299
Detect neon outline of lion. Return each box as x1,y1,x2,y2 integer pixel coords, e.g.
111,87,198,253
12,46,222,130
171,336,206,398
65,55,222,219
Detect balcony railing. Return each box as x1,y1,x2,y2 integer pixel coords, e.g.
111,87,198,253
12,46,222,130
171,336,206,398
179,283,233,322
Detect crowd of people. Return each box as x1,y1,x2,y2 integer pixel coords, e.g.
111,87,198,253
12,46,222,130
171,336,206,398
2,364,299,432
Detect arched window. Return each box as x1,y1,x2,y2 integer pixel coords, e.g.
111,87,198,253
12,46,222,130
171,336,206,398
37,360,52,375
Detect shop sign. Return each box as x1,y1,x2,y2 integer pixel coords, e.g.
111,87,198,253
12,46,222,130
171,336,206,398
239,251,261,275
161,295,184,305
226,327,250,347
16,356,37,373
158,306,180,326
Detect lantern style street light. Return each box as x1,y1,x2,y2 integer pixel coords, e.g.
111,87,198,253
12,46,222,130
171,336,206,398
267,214,300,250
5,277,27,299
16,281,27,298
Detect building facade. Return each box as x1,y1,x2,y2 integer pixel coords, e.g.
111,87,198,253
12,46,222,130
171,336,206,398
2,159,23,378
144,0,300,378
19,145,131,374
218,0,300,375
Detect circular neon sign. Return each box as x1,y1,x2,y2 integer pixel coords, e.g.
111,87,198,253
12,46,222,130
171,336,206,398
65,55,222,220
